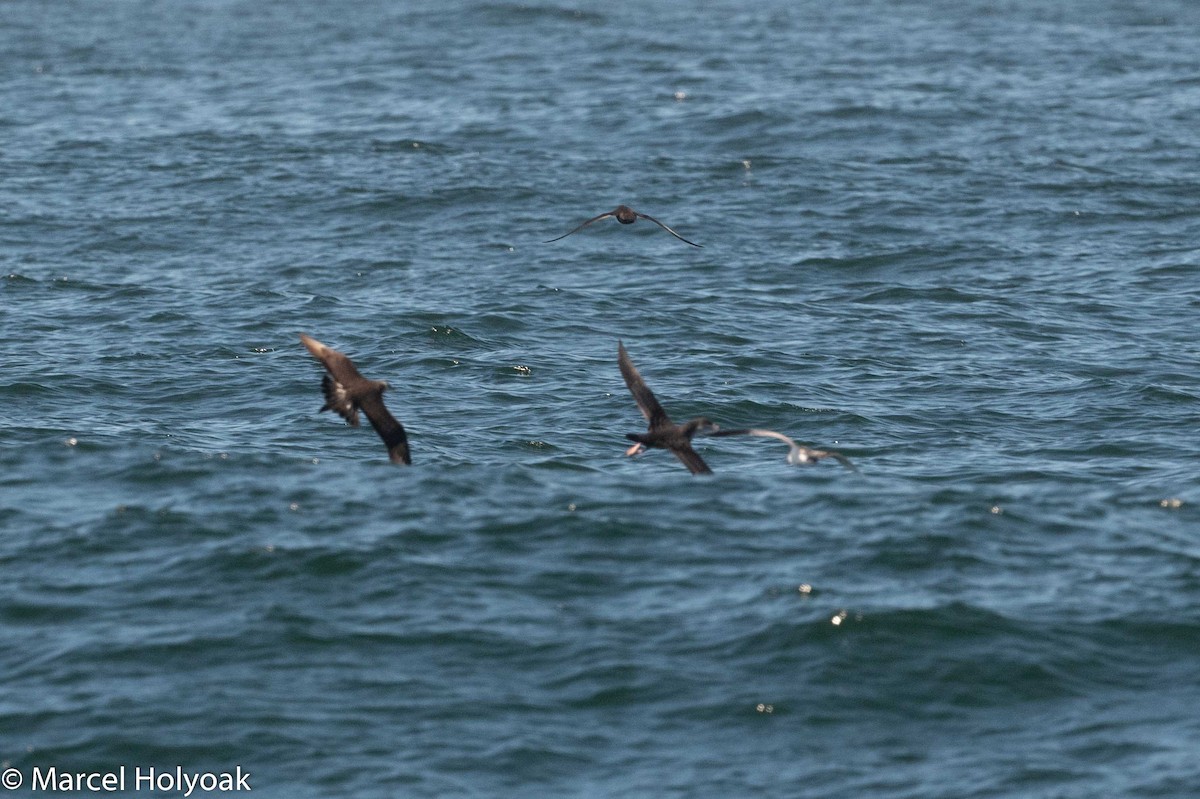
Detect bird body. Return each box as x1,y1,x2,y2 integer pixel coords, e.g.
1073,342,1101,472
547,205,702,247
713,428,854,470
299,334,411,465
617,341,717,474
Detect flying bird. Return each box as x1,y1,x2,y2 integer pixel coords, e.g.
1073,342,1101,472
546,205,702,247
712,428,855,470
299,333,411,465
618,341,718,474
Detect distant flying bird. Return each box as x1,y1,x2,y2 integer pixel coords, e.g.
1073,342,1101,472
712,428,855,470
618,341,718,474
299,333,411,465
546,205,703,247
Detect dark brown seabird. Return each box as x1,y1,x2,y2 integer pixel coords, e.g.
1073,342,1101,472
299,333,411,465
712,428,855,470
618,341,718,474
546,205,703,247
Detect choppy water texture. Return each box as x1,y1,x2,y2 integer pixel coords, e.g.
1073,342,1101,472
3,1,1199,797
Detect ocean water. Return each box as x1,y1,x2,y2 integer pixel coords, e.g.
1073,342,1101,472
2,0,1199,796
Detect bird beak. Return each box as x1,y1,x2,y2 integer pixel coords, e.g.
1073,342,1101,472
625,442,645,457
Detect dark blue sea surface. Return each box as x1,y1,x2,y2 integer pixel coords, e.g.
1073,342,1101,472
3,1,1199,796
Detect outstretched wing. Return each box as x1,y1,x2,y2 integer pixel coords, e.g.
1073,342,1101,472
672,443,712,475
617,341,671,430
634,212,703,248
810,449,856,471
300,333,366,384
544,210,616,243
359,391,411,465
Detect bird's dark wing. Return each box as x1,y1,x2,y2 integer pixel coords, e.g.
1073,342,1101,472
671,443,712,474
617,341,671,429
820,450,857,471
544,210,616,243
300,333,367,384
634,212,703,247
358,390,411,465
320,374,360,426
